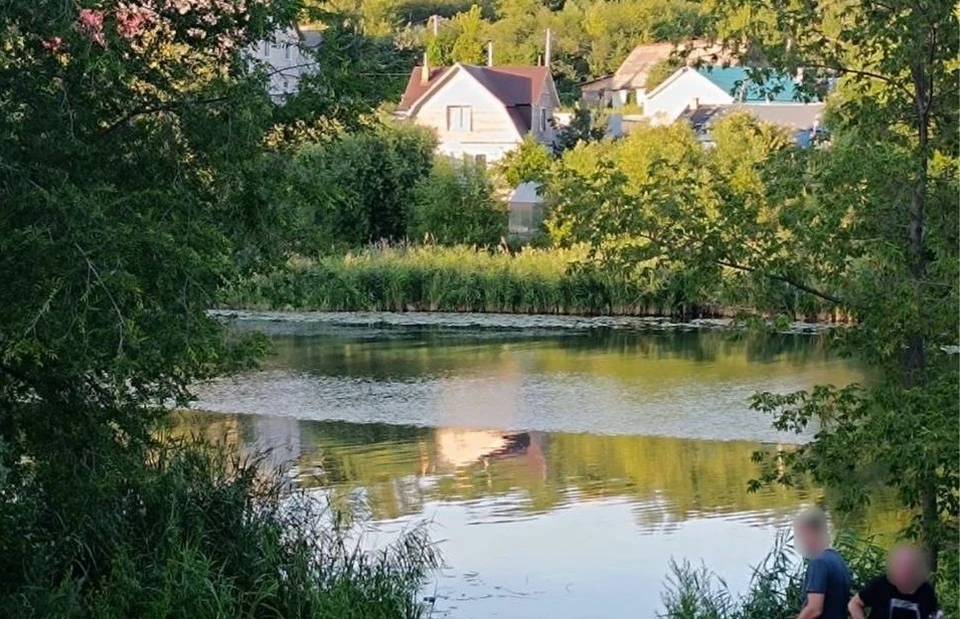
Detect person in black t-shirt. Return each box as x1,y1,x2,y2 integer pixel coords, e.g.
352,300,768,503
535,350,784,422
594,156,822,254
848,545,941,619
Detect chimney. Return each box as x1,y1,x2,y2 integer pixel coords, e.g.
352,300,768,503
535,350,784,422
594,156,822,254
545,29,552,67
421,52,429,84
487,41,493,66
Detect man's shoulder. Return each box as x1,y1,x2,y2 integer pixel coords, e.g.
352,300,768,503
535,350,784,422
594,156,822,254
819,549,850,571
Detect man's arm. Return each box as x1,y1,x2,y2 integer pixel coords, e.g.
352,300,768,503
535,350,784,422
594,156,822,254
848,593,867,619
797,592,824,619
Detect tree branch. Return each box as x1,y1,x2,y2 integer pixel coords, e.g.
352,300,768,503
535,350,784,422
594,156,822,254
627,229,844,305
99,96,232,137
714,259,843,304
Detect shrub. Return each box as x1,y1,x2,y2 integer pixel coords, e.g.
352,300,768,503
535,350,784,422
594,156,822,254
289,122,437,251
0,437,438,619
408,157,507,246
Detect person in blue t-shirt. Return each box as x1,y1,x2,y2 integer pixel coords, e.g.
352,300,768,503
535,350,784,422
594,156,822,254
794,507,852,619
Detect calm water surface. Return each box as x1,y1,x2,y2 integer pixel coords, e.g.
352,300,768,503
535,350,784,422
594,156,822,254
187,312,892,618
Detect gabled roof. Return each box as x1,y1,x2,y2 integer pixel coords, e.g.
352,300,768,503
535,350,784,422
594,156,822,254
396,64,557,134
581,75,613,92
398,66,450,112
647,66,812,103
611,40,730,90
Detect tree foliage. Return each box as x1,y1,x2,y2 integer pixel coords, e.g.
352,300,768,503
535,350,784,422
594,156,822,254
289,121,437,250
0,0,434,613
548,0,960,570
495,133,554,186
408,157,507,245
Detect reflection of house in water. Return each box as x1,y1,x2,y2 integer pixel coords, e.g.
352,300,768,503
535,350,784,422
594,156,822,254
435,429,548,478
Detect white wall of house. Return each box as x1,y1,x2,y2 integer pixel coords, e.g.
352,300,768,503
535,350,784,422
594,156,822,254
643,69,733,125
413,68,524,163
252,28,318,100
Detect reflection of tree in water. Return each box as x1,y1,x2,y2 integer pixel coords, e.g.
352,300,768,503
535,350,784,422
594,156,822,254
265,328,855,391
287,420,825,528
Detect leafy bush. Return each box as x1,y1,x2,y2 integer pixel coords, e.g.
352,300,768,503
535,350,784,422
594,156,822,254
289,122,437,251
408,157,507,246
0,437,438,619
495,134,554,186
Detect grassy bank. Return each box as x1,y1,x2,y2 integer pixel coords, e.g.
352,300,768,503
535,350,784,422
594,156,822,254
223,245,827,319
0,437,438,619
660,532,958,619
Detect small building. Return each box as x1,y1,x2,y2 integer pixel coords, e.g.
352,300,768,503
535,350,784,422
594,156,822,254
252,26,322,101
643,66,811,125
506,181,546,239
395,61,560,165
579,75,614,108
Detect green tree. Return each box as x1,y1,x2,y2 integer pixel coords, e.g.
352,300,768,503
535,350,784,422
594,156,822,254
290,122,437,250
553,0,960,573
449,5,488,64
408,157,507,244
552,107,607,154
495,133,554,186
0,0,436,613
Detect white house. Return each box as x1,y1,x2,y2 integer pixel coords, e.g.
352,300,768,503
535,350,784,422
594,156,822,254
252,26,322,100
395,61,560,164
642,66,810,125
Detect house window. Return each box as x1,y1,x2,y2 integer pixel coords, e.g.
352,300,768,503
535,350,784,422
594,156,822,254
284,44,292,60
447,106,472,132
539,108,548,132
262,42,270,58
474,154,486,166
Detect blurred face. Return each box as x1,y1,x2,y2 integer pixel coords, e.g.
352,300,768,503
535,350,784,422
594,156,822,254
888,547,924,591
794,524,819,559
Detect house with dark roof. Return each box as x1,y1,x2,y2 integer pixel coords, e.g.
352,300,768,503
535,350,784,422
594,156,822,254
395,61,560,164
643,66,819,125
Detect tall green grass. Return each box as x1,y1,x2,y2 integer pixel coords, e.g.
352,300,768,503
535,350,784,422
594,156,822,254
223,244,755,318
660,531,957,619
0,437,439,619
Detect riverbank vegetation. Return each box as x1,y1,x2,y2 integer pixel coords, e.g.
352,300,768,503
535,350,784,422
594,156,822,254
661,533,959,619
222,243,832,318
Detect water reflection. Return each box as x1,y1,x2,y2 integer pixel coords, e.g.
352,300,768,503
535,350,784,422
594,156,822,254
175,413,814,529
196,328,862,442
184,321,892,617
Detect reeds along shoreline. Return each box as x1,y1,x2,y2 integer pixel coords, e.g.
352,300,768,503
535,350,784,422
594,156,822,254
222,244,839,321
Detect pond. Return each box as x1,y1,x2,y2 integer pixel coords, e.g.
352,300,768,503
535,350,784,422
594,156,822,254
186,312,895,618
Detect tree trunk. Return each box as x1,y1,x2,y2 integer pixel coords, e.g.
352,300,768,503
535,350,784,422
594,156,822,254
908,49,936,570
